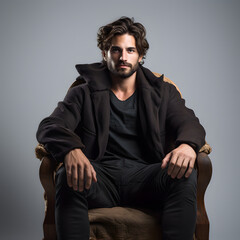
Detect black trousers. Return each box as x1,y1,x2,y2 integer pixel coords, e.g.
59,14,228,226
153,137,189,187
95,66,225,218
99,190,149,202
55,158,197,240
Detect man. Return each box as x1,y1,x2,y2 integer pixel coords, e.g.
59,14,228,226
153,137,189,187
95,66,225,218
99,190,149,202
37,17,205,240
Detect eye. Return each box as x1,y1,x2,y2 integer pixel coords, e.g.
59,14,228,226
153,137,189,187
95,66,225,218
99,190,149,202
127,48,135,53
111,47,121,53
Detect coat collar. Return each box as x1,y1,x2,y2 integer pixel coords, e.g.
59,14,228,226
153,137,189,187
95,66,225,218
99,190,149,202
75,62,164,94
75,63,112,91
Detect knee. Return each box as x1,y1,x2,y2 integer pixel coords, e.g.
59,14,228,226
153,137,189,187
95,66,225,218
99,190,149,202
168,168,197,200
183,168,197,199
55,165,88,209
183,168,197,191
55,165,81,196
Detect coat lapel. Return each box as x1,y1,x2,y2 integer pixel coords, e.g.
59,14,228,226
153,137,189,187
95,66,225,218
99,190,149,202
76,63,112,160
137,67,165,161
91,90,110,160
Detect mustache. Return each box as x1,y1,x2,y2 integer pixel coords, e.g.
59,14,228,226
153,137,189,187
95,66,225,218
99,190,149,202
117,61,132,67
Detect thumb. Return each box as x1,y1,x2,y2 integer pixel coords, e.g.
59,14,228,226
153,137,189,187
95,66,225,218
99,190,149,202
161,153,171,169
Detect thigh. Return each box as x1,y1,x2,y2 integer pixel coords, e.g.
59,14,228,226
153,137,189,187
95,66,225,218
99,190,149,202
55,162,120,210
119,161,166,208
87,161,121,209
120,161,197,210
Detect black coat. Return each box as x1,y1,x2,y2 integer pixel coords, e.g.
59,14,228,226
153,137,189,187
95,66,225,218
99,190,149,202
36,63,206,163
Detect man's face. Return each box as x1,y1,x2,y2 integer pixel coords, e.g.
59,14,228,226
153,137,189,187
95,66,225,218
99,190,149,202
103,34,143,78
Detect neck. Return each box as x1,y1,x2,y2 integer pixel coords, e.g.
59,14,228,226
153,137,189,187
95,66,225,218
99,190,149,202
110,72,137,101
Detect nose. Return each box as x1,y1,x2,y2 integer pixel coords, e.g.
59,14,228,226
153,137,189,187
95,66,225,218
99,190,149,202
120,49,127,61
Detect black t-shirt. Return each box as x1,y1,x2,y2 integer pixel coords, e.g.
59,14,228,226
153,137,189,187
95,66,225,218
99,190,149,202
104,90,146,162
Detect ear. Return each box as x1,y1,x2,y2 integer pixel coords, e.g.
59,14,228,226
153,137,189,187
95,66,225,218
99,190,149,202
102,51,107,61
138,55,143,63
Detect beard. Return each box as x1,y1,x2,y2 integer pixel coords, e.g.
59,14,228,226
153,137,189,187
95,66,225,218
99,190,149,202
107,60,140,79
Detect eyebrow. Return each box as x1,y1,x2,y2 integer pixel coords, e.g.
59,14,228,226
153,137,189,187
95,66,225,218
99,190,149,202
111,46,121,50
127,47,136,50
110,46,137,50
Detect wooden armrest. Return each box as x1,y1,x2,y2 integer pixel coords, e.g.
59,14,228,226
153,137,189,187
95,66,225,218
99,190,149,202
39,156,57,240
196,152,212,240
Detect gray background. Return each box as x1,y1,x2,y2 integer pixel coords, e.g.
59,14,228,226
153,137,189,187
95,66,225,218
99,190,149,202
1,0,239,239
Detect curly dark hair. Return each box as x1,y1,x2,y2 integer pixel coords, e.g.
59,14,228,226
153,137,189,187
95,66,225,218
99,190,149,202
97,17,149,63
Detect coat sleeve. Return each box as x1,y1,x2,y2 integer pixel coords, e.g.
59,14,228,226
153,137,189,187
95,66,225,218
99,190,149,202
36,86,85,162
166,83,206,153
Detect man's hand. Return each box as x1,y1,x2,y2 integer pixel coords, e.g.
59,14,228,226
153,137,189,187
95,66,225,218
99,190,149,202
64,149,97,192
161,144,197,179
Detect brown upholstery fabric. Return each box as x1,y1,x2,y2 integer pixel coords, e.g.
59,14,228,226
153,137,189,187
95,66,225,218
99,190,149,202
89,207,161,240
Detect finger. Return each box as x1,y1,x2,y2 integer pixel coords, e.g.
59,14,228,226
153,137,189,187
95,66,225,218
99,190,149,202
66,165,73,187
84,166,92,190
185,159,195,178
72,165,78,191
177,159,188,179
161,153,171,169
167,153,178,177
91,166,97,182
78,165,84,192
170,156,184,179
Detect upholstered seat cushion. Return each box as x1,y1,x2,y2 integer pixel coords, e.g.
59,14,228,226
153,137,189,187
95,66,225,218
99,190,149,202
89,207,161,240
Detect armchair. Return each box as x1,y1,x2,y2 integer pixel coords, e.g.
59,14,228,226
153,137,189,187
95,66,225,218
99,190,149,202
36,74,212,240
